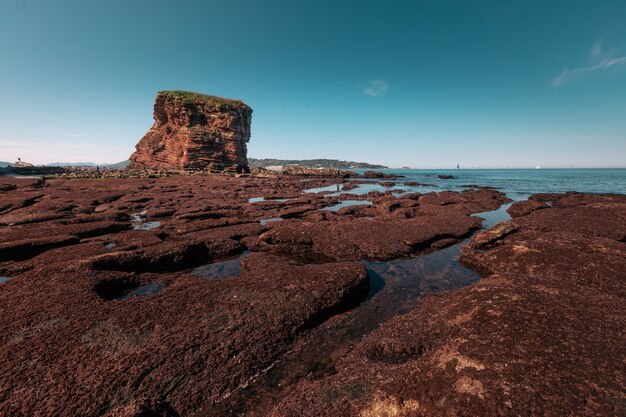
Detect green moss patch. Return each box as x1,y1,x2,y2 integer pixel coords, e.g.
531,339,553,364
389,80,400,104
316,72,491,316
158,90,247,108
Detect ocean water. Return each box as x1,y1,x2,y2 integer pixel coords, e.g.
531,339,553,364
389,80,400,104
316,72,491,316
350,168,626,201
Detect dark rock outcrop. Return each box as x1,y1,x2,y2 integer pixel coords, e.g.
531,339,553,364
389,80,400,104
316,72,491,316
128,91,252,173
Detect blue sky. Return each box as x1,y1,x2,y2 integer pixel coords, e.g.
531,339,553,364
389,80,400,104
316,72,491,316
1,0,625,168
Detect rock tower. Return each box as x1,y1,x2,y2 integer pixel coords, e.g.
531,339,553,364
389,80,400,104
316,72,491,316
128,91,252,172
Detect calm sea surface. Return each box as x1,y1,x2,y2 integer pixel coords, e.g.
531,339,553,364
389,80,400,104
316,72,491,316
350,168,626,201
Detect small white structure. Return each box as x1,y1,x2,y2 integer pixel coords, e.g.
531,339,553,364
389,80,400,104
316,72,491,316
13,157,33,168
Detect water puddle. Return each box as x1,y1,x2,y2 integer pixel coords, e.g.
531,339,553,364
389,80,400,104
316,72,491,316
339,181,439,197
130,211,147,222
133,221,161,231
322,200,373,212
192,251,251,280
0,276,14,284
131,210,161,230
250,197,290,204
104,243,117,249
303,183,344,194
119,282,167,300
363,241,481,302
259,218,283,225
473,202,513,229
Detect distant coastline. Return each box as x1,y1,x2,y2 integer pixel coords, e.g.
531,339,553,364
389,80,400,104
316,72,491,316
248,158,387,170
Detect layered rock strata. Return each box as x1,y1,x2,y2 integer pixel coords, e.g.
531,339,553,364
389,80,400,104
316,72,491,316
128,91,252,173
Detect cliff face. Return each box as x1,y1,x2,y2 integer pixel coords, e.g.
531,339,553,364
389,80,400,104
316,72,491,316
128,91,253,172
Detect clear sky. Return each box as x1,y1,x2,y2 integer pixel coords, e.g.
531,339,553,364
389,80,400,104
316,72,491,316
1,0,625,168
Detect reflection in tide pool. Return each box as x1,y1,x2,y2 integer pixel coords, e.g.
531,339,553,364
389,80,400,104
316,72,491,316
131,210,161,230
473,202,513,229
260,218,283,225
303,183,344,194
119,282,166,300
363,240,480,303
0,277,14,284
133,221,161,231
322,200,372,212
192,251,251,280
130,211,147,222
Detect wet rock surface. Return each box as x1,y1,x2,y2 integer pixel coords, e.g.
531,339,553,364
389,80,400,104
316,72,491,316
1,175,622,417
262,192,626,417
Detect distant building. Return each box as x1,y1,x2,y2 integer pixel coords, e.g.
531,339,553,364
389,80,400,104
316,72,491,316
13,157,34,168
266,165,283,172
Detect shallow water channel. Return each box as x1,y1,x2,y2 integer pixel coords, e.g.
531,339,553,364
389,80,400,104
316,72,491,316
198,201,513,416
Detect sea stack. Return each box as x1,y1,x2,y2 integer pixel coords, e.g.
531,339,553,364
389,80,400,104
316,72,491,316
128,90,253,172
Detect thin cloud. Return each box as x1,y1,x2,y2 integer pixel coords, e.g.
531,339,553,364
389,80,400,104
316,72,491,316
553,41,626,87
362,80,389,97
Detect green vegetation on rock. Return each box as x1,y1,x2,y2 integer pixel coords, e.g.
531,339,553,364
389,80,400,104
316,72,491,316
158,90,248,108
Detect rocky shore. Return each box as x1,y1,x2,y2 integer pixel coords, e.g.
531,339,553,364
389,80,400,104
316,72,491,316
0,173,623,417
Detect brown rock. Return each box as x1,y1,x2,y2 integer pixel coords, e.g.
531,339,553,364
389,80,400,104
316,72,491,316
251,190,508,261
128,91,252,173
362,171,397,179
506,199,549,217
0,253,368,417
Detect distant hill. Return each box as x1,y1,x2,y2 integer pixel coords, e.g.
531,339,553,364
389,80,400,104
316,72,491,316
0,162,11,168
44,160,130,169
46,162,98,167
248,158,387,170
104,160,130,169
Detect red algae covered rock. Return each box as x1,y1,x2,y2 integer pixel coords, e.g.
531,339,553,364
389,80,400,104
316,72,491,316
252,189,509,261
506,199,549,217
0,174,373,416
9,173,621,417
128,91,252,173
264,193,626,417
0,253,368,417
